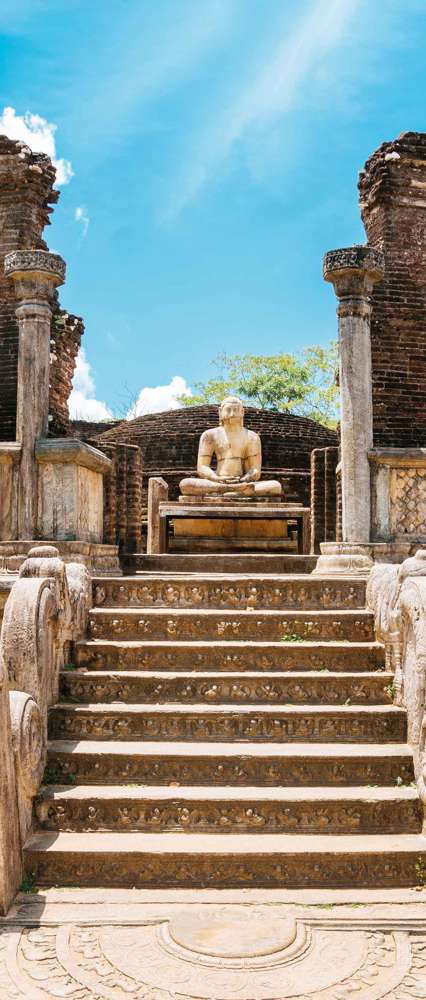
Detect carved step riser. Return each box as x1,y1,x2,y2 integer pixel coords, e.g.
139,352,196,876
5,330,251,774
24,850,426,889
75,651,385,673
59,673,394,706
46,750,415,787
93,579,366,611
36,798,422,835
88,613,375,643
75,643,385,673
48,709,406,743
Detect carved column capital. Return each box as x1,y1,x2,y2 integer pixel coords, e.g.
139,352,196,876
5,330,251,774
323,246,384,316
4,249,65,309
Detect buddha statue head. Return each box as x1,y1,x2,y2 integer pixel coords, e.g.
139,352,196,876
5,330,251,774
219,396,244,427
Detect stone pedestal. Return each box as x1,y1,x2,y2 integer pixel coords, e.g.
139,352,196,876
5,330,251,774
370,448,426,543
36,439,112,543
4,250,65,539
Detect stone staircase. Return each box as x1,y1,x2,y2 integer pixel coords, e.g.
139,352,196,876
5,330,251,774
25,555,426,888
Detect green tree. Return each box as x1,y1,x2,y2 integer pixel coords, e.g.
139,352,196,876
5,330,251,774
180,342,339,428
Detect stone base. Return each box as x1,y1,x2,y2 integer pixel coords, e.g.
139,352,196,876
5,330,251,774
312,540,424,576
2,892,426,1000
178,494,286,505
0,540,121,576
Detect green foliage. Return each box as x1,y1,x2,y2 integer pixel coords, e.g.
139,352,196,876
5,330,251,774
416,857,426,887
179,342,339,428
19,870,38,893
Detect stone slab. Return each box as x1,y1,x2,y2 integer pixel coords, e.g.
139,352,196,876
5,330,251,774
59,669,394,705
48,702,407,743
75,638,385,672
0,539,120,575
125,553,318,573
46,738,415,787
23,830,426,888
1,894,426,999
92,573,367,610
88,606,376,642
36,783,422,835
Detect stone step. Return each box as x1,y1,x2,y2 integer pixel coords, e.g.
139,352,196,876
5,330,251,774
59,670,394,706
23,831,426,888
46,740,415,786
75,639,385,673
92,575,366,611
124,553,317,575
35,784,422,835
48,703,406,743
88,608,375,643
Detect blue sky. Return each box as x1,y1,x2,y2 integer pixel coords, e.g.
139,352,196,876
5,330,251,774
1,0,425,418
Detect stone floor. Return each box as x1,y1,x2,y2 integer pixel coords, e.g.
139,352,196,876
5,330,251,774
1,888,426,998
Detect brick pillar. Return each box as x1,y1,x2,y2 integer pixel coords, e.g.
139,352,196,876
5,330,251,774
5,250,65,537
310,449,325,554
359,132,426,448
323,247,384,543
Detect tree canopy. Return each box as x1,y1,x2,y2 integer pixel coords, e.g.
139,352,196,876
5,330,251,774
179,342,339,428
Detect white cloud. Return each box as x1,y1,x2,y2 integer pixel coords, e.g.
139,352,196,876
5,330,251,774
75,205,90,236
0,106,73,185
68,348,113,422
127,375,192,418
166,0,359,217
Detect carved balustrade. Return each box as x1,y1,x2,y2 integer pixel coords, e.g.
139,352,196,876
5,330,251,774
0,545,90,913
367,550,426,804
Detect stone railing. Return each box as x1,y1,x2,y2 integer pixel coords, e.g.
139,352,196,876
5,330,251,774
367,549,426,802
0,545,91,912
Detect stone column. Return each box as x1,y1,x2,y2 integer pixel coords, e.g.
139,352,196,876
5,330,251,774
4,250,65,538
325,246,384,541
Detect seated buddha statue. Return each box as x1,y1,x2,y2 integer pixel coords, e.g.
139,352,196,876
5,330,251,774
179,396,282,498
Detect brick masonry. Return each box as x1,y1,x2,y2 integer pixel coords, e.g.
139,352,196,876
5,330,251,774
359,131,426,448
0,135,83,442
97,406,337,509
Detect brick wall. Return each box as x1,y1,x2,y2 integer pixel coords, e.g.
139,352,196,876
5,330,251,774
359,131,426,448
93,441,143,552
98,406,336,473
94,406,336,514
49,311,84,437
0,136,57,440
310,447,339,553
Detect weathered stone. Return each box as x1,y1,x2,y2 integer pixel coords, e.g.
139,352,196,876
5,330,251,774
323,245,384,547
35,438,112,542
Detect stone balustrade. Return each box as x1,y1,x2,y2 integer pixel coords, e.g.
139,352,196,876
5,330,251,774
367,550,426,802
0,545,90,913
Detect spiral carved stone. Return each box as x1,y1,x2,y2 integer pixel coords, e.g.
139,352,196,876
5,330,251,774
4,249,66,283
9,691,44,797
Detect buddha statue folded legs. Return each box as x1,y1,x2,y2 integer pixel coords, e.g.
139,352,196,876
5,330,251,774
178,396,282,500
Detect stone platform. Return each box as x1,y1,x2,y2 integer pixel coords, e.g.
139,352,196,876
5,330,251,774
159,501,311,554
1,889,426,998
0,539,120,575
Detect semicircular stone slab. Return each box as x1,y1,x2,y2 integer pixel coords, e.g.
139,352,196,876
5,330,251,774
98,917,371,1000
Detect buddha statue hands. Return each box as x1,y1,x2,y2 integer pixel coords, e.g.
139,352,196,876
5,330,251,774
179,396,282,499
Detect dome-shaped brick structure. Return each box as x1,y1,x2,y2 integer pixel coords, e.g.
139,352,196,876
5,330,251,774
97,404,337,506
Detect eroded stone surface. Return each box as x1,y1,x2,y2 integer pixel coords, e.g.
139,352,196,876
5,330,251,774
0,898,425,999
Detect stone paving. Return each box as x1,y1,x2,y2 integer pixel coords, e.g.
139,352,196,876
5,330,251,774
1,889,426,999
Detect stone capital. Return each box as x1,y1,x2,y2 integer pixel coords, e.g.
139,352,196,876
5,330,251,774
4,249,65,308
323,246,385,312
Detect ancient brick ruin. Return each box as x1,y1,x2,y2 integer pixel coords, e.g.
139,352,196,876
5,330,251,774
0,136,83,443
359,132,426,448
2,129,426,924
